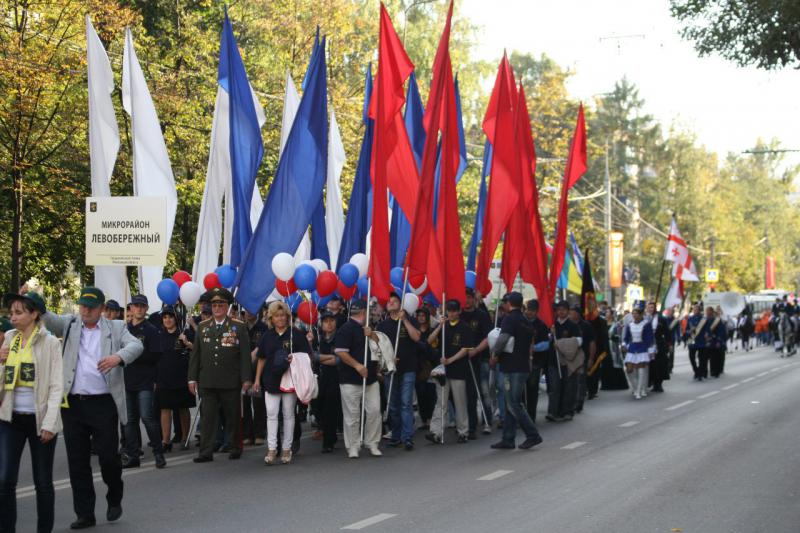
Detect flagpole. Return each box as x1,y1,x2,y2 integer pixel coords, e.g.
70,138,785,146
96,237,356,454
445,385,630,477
654,259,667,309
440,290,446,445
359,277,371,448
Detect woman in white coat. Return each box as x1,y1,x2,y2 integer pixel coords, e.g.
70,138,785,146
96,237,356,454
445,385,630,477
0,291,63,533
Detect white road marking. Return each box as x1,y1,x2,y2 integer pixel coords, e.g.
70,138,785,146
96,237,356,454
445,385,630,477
17,455,198,499
618,420,640,428
741,377,755,383
342,514,397,530
722,383,740,390
757,371,769,377
665,400,695,411
477,469,514,481
751,401,760,404
561,441,587,450
698,390,720,399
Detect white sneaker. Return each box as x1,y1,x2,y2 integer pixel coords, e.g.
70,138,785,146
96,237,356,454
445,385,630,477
634,392,641,400
347,448,359,459
368,446,383,457
482,426,492,435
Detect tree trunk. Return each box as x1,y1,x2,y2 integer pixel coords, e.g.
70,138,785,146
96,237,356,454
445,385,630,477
10,165,22,293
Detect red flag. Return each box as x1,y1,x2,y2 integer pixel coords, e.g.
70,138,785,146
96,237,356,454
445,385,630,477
424,2,464,305
511,84,553,325
406,1,452,283
475,55,518,295
368,4,417,303
548,104,587,298
368,4,418,222
501,83,532,292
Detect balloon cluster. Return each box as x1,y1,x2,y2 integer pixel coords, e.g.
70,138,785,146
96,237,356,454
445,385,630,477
270,252,378,326
156,263,239,307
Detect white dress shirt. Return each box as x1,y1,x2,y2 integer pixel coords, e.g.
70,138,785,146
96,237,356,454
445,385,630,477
70,323,109,395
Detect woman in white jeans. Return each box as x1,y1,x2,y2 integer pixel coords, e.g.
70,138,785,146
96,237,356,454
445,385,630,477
254,302,310,465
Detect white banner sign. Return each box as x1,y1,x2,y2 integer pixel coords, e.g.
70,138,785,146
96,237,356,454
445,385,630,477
85,196,167,266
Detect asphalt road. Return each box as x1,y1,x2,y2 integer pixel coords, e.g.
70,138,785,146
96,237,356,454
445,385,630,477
13,342,800,533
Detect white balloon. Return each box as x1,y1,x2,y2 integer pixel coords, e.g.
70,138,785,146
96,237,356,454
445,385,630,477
271,252,296,281
311,258,329,272
402,293,420,315
299,259,319,273
179,281,203,308
350,253,368,278
411,277,428,296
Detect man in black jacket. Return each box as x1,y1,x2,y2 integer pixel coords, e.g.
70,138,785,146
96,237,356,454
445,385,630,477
524,299,551,422
490,292,542,450
122,294,165,469
547,300,582,422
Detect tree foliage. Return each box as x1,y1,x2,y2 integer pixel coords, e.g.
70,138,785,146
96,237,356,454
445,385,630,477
670,0,800,70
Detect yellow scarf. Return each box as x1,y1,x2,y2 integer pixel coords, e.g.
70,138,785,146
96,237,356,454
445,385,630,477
4,327,38,390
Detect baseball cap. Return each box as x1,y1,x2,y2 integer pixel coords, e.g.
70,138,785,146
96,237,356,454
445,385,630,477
4,291,47,315
525,299,540,311
350,299,367,312
445,299,461,311
130,294,149,306
105,299,122,312
77,287,105,308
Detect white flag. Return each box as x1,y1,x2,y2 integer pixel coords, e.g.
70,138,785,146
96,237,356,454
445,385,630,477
87,16,129,305
325,109,346,270
665,217,699,281
122,28,177,312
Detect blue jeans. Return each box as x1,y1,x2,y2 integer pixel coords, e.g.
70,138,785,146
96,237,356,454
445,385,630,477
480,361,505,423
502,372,541,444
124,389,163,457
0,414,56,533
387,372,416,442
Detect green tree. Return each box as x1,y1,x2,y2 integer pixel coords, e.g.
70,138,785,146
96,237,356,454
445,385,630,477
670,0,800,69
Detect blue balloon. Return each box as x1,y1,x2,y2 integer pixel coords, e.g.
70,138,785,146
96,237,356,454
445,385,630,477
294,264,318,291
157,278,180,305
285,293,303,313
465,270,477,290
338,263,359,287
215,264,237,288
390,267,404,288
318,294,332,308
356,277,369,297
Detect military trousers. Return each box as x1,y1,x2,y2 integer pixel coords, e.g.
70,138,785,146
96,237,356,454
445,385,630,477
198,388,241,458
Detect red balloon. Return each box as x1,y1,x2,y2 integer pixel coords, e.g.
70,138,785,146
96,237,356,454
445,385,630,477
316,271,338,297
337,280,355,300
409,272,426,290
203,272,221,290
172,270,192,287
275,279,297,297
297,301,318,325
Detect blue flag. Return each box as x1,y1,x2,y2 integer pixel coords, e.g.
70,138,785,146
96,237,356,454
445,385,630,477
234,38,328,313
306,36,330,265
466,139,491,271
336,64,373,272
219,12,264,268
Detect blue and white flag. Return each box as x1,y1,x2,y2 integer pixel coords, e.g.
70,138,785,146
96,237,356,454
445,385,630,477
235,38,328,313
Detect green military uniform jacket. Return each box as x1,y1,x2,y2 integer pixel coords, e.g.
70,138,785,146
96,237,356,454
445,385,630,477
188,316,251,389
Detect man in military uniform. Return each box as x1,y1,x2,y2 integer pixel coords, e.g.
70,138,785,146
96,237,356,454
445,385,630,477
188,288,251,462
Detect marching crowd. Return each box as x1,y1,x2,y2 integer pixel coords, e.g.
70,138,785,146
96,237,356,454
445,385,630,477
0,283,778,532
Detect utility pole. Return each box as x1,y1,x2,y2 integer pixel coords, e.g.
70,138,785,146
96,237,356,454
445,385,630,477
709,236,716,268
605,140,612,305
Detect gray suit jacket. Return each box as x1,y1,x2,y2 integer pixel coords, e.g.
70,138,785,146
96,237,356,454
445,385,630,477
43,312,143,425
